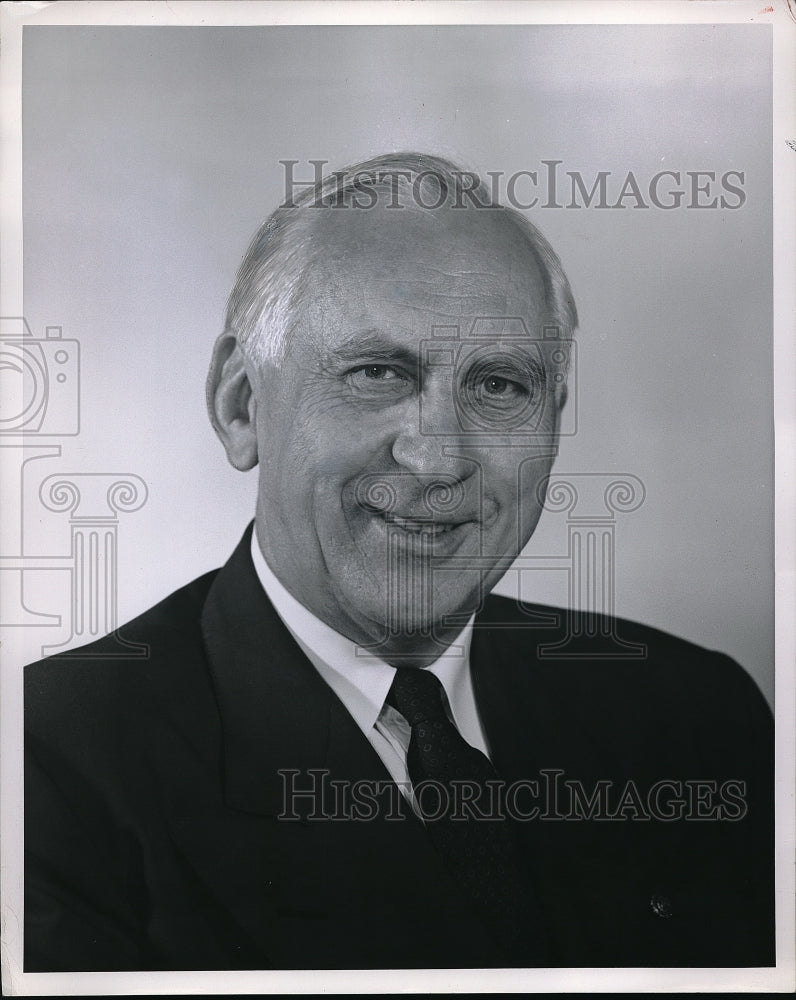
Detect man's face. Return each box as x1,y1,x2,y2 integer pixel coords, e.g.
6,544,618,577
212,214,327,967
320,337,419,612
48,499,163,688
249,200,563,659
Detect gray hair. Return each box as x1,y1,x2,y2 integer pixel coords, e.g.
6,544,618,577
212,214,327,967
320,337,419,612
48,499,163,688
225,152,578,367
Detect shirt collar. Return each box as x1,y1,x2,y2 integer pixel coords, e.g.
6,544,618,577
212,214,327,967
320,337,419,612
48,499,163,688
249,526,475,737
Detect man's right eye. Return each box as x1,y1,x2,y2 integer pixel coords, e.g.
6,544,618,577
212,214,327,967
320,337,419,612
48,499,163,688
347,364,407,389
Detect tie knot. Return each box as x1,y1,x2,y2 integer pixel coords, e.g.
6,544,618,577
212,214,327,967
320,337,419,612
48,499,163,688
386,668,448,727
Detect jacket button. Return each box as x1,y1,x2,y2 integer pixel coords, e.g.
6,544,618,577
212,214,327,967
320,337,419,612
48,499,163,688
650,894,673,919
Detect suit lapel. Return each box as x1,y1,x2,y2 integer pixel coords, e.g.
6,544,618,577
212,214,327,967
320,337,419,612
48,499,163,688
470,605,539,783
470,604,561,963
198,524,336,815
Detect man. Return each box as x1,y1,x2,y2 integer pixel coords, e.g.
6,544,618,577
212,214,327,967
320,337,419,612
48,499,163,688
24,153,774,971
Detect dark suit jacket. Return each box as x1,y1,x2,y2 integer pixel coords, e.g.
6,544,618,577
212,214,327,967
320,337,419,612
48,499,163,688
24,524,774,971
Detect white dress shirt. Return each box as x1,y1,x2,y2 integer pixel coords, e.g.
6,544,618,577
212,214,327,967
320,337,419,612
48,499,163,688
250,528,491,809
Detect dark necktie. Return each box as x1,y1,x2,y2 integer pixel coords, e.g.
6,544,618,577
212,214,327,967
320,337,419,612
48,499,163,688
387,666,535,954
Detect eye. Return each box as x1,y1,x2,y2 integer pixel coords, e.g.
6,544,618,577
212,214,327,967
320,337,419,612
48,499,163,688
361,364,399,381
473,371,527,404
483,375,512,396
458,351,546,429
345,363,411,397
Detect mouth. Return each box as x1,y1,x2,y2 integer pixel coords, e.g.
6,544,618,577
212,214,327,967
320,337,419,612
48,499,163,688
381,512,462,536
361,507,472,543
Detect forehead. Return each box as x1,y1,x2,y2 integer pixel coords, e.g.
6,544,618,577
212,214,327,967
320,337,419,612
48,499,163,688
291,201,550,354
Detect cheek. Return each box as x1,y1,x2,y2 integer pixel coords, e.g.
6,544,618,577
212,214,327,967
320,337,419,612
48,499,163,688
518,452,557,522
309,441,378,488
271,436,378,516
307,411,402,484
481,451,555,521
481,452,527,500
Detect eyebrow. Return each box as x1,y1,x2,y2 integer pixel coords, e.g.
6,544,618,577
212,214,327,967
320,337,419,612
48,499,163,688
325,330,421,367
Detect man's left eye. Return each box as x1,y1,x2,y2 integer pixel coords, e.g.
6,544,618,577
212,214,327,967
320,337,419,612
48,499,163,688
475,373,526,401
483,375,511,396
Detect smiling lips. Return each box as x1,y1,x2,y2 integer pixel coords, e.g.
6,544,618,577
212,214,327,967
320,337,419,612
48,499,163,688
381,512,464,536
357,491,477,540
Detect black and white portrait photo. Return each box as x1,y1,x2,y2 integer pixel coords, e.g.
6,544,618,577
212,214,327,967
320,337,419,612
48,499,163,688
0,1,793,995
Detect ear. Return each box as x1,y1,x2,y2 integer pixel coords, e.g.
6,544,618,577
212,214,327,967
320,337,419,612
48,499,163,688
206,332,259,471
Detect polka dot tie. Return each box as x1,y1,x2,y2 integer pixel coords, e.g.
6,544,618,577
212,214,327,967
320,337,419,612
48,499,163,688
387,667,533,952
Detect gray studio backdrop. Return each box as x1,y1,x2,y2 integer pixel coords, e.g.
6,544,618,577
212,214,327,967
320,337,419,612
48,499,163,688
20,24,773,703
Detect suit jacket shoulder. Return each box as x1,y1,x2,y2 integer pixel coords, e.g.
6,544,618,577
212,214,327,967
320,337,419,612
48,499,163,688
476,590,772,740
26,568,217,728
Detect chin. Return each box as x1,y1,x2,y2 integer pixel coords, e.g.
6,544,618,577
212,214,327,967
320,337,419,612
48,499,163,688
335,582,467,645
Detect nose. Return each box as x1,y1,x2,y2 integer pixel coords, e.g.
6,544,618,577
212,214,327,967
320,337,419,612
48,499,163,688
390,383,473,483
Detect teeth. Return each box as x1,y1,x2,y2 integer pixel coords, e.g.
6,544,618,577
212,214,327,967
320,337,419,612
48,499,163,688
382,516,456,535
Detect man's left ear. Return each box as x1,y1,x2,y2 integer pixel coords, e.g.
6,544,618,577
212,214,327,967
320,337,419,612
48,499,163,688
206,331,259,471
